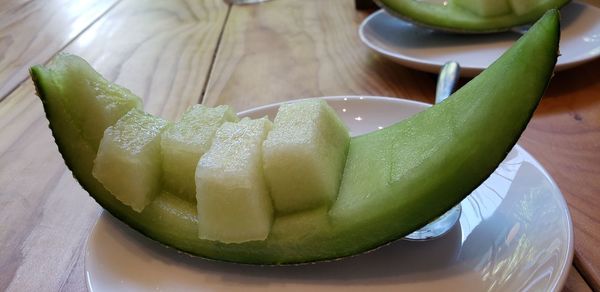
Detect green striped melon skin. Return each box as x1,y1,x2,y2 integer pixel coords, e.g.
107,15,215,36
263,99,350,214
93,109,169,212
29,10,559,264
195,117,274,243
161,104,239,201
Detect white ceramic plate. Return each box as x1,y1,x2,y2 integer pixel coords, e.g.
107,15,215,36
85,96,573,292
359,2,600,76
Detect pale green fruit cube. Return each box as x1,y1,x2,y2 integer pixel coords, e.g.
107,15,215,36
263,99,350,214
195,117,273,243
92,109,169,212
453,0,512,17
161,105,239,200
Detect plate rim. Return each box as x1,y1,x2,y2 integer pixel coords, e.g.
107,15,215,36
85,95,574,292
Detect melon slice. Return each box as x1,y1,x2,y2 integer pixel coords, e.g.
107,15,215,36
92,109,169,212
452,0,512,17
29,10,560,263
195,117,274,243
161,104,239,201
263,99,350,214
509,0,549,15
377,0,569,33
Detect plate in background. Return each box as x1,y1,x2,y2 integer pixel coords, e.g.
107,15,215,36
359,2,600,76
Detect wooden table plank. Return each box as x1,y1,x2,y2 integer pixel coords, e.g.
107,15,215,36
521,58,600,291
203,0,436,111
564,266,593,292
0,0,120,101
537,2,600,289
0,0,227,290
0,88,101,289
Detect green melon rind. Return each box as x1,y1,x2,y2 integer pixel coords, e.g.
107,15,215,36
376,0,569,33
331,10,558,248
31,10,559,264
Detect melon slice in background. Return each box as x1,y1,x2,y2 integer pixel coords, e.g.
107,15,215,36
376,0,569,33
510,0,550,15
452,0,512,17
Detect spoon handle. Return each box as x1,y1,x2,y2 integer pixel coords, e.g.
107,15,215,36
404,61,462,241
435,61,461,104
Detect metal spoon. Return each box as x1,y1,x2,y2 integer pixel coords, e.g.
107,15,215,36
404,61,462,241
435,61,461,104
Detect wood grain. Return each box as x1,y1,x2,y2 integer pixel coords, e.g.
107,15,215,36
0,0,227,290
564,266,593,292
202,0,436,111
65,0,229,118
522,1,598,288
0,0,119,101
520,58,600,291
0,81,100,292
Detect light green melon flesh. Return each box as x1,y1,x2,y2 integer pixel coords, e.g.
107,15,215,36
263,99,350,214
30,10,559,264
452,0,511,17
92,109,169,212
510,0,551,15
39,53,142,149
196,117,274,243
161,104,239,201
378,0,569,32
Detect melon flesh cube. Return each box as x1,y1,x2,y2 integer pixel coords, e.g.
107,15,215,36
92,109,169,212
195,117,273,243
45,53,142,149
160,105,239,201
452,0,512,17
509,0,546,15
262,99,350,214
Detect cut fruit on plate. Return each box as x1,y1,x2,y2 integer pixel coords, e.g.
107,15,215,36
161,104,239,201
30,10,560,264
86,99,573,291
196,117,274,243
92,109,169,212
263,99,350,214
376,0,569,32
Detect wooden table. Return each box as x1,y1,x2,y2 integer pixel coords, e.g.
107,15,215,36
0,0,598,291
